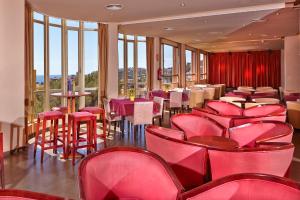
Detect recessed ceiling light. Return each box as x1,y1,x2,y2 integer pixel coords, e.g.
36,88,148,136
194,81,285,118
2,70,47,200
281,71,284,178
180,2,186,7
164,27,174,31
105,4,123,11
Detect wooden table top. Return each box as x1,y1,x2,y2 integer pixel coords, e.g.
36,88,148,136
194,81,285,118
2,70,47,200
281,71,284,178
50,92,91,98
187,136,239,150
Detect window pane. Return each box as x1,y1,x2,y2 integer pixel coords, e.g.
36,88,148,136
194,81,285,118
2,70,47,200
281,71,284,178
127,42,134,91
84,22,98,29
163,44,173,84
67,20,79,27
84,31,98,106
118,40,125,95
137,41,147,96
68,30,79,87
33,22,44,114
126,35,134,40
118,33,124,39
33,12,44,21
137,36,146,41
49,17,61,25
185,50,192,81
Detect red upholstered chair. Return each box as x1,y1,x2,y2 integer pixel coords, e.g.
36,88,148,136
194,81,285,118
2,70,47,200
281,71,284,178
78,147,184,200
229,121,293,147
146,126,208,190
170,113,225,139
68,112,97,165
0,189,64,200
34,111,66,163
181,173,300,200
192,108,236,128
79,106,107,143
208,143,294,180
0,132,4,189
205,100,243,116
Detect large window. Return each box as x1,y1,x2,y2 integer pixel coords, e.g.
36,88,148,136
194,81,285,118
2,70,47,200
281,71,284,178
200,53,208,80
161,42,179,90
118,34,147,96
32,12,99,116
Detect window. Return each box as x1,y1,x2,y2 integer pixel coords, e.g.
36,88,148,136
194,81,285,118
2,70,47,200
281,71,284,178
32,12,99,116
118,34,147,96
200,53,208,80
185,50,192,82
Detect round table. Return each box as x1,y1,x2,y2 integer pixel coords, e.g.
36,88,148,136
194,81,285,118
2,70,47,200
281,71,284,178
51,92,91,113
187,136,239,150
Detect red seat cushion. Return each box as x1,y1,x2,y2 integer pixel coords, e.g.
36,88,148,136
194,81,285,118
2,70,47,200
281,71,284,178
38,111,64,119
79,107,104,114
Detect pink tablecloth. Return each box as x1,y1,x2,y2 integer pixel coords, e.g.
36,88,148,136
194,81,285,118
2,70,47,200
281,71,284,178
110,98,159,117
150,90,189,101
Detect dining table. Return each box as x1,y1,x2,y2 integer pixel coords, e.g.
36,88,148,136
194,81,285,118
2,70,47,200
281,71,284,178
109,98,160,133
187,136,239,150
149,90,189,102
51,91,91,113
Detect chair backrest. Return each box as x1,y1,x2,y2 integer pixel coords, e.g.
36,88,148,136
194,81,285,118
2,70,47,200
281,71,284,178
229,121,293,147
0,189,64,200
146,126,208,190
238,86,253,91
133,101,153,125
170,91,183,108
208,143,294,180
79,147,183,200
253,98,280,104
189,90,204,108
256,86,273,91
171,114,225,139
181,173,300,200
203,88,215,100
153,96,164,116
213,85,222,100
286,101,300,129
243,104,286,117
205,101,243,116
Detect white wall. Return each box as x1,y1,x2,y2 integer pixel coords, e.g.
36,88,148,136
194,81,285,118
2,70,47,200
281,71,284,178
106,23,119,98
0,0,25,152
284,35,300,91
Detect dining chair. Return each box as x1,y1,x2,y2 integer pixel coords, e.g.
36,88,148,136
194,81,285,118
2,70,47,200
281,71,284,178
182,89,191,110
203,88,215,101
153,96,164,126
189,90,204,109
213,85,222,100
146,126,208,190
208,142,294,180
78,147,184,200
127,101,154,134
168,91,183,116
252,98,280,104
103,98,121,136
286,101,300,129
181,173,300,200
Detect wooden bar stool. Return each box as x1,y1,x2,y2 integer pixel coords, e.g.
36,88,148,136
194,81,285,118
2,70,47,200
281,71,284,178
67,112,97,165
34,111,66,163
79,107,107,146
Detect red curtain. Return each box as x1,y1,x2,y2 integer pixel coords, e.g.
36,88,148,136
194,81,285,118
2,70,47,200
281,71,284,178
208,50,281,88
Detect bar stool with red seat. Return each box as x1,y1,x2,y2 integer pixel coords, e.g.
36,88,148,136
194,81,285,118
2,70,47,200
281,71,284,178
79,107,107,145
67,112,97,165
34,111,66,163
51,106,68,114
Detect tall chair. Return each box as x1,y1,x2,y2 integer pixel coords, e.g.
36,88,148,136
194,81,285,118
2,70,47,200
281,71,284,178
103,98,121,136
153,96,164,126
203,88,215,101
189,90,204,108
78,147,184,200
168,91,183,116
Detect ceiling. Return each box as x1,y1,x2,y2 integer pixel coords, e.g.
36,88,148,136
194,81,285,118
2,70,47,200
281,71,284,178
28,0,300,52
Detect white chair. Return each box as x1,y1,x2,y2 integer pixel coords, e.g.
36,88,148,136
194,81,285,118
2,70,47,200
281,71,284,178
182,89,191,109
238,86,253,91
256,87,273,92
168,91,182,116
286,101,300,129
213,85,222,100
233,89,252,94
153,96,164,126
253,98,280,104
203,87,215,101
189,90,204,108
103,98,122,136
127,102,154,134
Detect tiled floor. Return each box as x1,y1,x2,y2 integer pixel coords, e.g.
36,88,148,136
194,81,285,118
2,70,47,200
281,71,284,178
3,115,300,200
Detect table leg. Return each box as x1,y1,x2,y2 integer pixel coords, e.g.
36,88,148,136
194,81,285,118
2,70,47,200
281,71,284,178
67,98,71,113
72,97,76,113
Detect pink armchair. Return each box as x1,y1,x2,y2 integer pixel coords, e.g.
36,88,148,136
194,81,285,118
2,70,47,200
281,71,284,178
208,143,294,180
146,126,208,190
181,173,300,200
205,100,243,116
170,113,225,139
79,147,184,200
229,121,293,147
0,189,64,200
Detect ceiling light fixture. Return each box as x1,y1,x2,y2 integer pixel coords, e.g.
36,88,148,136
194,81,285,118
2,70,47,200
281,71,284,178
180,2,186,7
105,4,123,11
164,27,174,31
